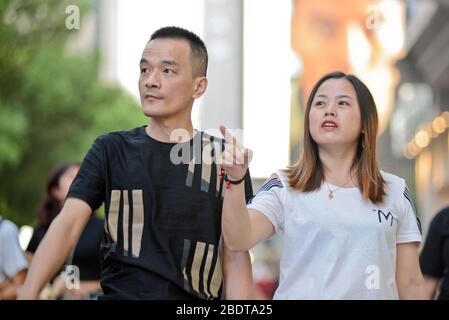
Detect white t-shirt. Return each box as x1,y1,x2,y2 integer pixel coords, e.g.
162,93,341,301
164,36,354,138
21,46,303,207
247,170,422,300
0,218,29,285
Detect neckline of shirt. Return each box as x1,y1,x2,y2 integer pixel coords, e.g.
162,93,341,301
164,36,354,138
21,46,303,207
324,182,360,192
139,125,198,147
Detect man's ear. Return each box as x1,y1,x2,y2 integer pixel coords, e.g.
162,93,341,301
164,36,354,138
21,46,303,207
192,76,208,99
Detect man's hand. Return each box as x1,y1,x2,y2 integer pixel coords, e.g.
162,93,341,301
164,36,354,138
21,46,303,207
219,125,253,181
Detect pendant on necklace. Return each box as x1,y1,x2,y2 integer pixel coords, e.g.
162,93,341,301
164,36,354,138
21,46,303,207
328,192,334,200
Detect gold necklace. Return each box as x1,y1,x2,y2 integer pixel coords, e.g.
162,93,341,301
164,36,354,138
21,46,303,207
326,178,353,200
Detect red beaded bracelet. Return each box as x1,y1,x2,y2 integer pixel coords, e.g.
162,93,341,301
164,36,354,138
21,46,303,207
219,169,248,189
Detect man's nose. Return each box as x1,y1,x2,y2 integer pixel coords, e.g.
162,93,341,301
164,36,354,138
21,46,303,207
145,70,161,89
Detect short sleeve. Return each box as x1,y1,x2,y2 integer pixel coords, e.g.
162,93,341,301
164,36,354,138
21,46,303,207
419,209,447,278
396,184,422,244
67,136,107,212
0,221,28,279
247,172,286,233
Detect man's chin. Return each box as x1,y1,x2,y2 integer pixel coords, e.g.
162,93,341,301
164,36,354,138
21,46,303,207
141,105,166,117
141,109,170,118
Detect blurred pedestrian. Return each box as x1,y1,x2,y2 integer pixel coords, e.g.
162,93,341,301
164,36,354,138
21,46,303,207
0,215,28,300
26,162,103,299
420,206,449,299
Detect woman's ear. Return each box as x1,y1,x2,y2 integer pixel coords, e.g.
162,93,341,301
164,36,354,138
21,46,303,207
192,76,208,99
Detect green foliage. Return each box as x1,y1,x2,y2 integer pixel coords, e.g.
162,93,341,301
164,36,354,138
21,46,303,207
0,0,146,226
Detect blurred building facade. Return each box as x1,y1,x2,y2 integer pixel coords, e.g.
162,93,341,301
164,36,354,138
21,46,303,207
392,0,449,235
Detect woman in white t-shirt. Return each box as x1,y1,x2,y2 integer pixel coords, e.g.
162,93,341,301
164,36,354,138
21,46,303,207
219,71,427,299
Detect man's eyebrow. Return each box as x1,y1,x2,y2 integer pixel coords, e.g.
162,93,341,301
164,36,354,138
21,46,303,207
161,59,178,67
139,58,179,67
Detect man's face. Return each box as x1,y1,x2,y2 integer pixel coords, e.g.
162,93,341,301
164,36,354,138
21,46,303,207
139,38,200,119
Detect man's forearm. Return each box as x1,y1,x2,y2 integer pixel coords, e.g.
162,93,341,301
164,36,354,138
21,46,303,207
398,280,429,300
223,248,253,299
19,214,80,299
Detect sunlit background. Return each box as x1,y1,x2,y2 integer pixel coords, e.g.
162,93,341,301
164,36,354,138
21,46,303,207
1,0,449,299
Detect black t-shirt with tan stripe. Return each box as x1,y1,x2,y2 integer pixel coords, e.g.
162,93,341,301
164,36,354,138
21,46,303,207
68,126,253,300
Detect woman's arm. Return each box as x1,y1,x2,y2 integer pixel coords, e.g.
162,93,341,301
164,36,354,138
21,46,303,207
396,242,428,299
219,126,275,251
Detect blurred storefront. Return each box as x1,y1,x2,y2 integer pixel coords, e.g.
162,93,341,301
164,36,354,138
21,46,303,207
391,0,449,236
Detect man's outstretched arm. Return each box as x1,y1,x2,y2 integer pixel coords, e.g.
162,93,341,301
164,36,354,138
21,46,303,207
18,198,92,299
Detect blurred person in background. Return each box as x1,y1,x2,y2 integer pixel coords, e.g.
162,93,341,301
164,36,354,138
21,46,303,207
26,162,103,300
220,71,427,299
0,215,28,300
420,206,449,299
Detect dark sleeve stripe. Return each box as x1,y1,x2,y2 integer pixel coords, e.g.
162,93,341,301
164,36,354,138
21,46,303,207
403,186,417,216
258,178,283,193
247,178,283,205
404,186,422,234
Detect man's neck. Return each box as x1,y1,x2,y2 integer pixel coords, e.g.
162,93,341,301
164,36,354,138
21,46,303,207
146,117,195,143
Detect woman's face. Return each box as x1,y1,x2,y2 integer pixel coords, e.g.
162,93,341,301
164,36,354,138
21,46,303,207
52,165,79,203
309,78,362,149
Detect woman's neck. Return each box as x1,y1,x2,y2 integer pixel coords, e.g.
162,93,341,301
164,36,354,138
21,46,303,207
319,144,358,187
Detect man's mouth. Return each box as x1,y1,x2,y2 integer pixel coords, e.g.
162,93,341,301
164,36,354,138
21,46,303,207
145,93,162,100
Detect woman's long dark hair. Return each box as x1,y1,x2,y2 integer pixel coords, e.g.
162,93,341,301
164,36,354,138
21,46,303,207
37,162,79,230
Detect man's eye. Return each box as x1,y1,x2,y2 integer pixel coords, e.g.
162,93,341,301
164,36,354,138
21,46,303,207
141,68,149,74
163,69,173,74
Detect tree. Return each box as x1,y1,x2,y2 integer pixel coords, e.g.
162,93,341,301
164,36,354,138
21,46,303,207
0,0,146,225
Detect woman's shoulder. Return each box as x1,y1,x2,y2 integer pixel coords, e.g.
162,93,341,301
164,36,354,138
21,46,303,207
272,169,290,188
379,170,413,207
380,170,407,190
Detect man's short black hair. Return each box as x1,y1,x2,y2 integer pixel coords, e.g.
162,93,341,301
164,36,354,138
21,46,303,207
149,26,208,77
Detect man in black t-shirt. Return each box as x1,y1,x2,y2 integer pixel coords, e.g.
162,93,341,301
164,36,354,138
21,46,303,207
420,206,449,299
20,26,254,300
